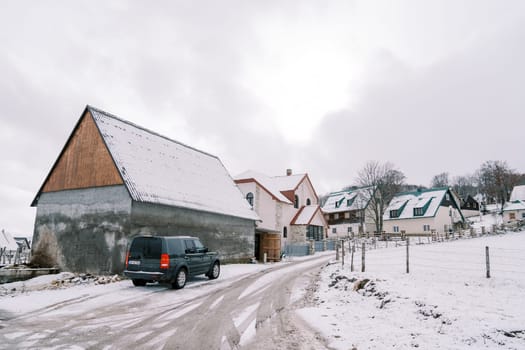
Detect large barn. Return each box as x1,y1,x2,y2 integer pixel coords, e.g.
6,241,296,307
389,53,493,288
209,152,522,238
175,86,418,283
31,106,258,274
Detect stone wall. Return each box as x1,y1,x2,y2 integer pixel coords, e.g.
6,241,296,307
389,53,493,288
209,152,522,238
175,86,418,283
32,185,132,274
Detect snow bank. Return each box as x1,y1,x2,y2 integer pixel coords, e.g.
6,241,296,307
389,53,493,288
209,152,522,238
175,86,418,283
298,231,525,349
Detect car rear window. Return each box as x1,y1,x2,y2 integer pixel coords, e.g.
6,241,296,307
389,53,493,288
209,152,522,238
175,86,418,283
130,237,162,259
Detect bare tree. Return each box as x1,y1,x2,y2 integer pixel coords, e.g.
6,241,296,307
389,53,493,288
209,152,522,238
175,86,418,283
476,160,520,206
451,174,477,198
355,161,406,234
430,172,450,188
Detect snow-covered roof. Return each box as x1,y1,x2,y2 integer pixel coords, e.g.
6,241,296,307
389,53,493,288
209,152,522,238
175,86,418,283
291,205,320,225
503,200,525,212
86,106,258,221
510,185,525,201
235,170,292,203
271,173,306,192
322,187,374,214
235,170,314,204
383,188,455,221
0,230,19,251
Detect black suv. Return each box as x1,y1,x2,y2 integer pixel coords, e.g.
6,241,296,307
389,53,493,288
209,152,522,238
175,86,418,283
124,236,220,289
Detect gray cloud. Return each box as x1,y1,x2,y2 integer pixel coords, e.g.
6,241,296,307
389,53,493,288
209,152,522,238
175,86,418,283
304,22,525,193
1,1,524,235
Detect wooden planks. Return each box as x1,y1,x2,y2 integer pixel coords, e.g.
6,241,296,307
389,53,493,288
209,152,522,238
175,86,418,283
42,111,123,193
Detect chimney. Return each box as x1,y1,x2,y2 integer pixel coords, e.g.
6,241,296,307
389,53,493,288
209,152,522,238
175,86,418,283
286,169,292,176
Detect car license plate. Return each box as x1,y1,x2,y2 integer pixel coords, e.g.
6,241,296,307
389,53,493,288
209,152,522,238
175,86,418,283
128,260,140,265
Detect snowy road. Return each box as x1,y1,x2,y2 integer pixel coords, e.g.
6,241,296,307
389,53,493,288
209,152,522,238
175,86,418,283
0,253,332,349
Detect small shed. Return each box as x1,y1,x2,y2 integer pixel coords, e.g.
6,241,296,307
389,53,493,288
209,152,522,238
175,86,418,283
31,106,258,274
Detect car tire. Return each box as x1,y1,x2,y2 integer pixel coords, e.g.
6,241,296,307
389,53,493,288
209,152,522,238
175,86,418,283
208,261,220,280
172,268,187,289
132,279,147,287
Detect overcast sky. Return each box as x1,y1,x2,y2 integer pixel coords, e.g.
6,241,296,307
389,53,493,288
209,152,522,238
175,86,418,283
1,1,524,236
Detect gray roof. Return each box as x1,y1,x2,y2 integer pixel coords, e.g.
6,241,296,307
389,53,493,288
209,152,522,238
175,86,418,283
34,106,258,222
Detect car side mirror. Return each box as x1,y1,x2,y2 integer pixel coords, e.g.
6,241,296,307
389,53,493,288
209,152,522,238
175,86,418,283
185,248,196,254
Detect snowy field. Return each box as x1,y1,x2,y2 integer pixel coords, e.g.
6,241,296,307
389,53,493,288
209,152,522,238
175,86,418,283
2,233,524,349
298,231,525,349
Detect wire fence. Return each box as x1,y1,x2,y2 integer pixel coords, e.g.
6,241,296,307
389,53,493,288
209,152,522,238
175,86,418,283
330,230,525,278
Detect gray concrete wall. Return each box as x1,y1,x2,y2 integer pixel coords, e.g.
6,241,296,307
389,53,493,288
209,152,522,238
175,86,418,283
130,202,256,263
33,185,256,274
32,185,132,274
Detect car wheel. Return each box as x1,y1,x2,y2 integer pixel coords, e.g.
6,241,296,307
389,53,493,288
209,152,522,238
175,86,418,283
208,261,220,280
132,279,147,287
172,268,187,289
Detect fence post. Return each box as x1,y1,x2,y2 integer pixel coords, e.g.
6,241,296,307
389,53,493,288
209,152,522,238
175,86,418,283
486,246,490,278
336,242,340,261
406,237,410,274
361,242,366,272
341,240,345,266
351,243,355,272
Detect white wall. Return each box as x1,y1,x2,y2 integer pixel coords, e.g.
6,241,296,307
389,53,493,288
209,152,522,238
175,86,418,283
236,181,294,235
383,206,462,234
295,178,318,207
503,209,525,224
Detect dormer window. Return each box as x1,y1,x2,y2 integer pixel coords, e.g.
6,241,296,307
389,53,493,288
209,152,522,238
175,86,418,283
414,207,424,216
390,210,399,218
306,198,311,205
246,192,254,207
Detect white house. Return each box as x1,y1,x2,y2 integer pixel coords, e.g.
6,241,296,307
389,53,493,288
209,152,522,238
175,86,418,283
321,187,376,237
383,188,465,235
234,169,328,258
503,185,525,225
502,200,525,225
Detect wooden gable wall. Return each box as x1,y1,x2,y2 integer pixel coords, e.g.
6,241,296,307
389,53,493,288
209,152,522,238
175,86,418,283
42,110,123,193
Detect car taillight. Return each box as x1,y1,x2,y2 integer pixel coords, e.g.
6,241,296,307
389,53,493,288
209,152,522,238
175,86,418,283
160,254,170,269
125,252,130,268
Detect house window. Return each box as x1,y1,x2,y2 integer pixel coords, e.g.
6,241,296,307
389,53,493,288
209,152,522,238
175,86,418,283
423,224,430,232
348,226,353,233
294,195,299,209
390,210,398,218
334,213,339,220
414,208,424,216
283,226,287,238
306,198,311,205
307,226,324,241
246,192,254,206
522,212,525,219
344,212,350,219
509,213,516,220
332,227,337,234
393,226,400,233
446,193,450,201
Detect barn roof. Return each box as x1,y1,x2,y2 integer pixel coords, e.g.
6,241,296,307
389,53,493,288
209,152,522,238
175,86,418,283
33,106,258,221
